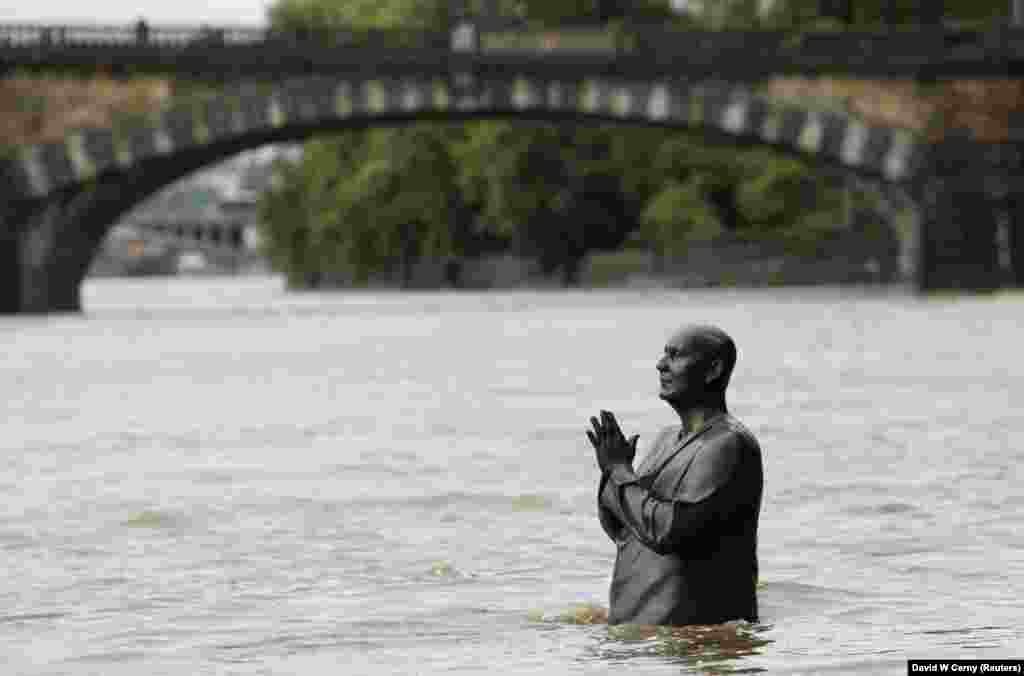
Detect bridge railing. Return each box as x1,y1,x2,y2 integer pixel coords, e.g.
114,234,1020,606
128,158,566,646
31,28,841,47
619,23,1024,77
0,22,450,50
2,20,1024,78
0,23,262,46
631,24,1018,54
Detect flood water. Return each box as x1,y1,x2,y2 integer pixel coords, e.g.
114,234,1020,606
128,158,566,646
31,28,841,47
1,276,1022,674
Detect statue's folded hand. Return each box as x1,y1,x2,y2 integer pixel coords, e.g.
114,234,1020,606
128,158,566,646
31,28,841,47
587,409,638,472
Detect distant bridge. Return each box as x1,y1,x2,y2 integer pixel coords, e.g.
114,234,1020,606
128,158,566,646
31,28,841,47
3,19,1024,80
138,220,256,253
90,219,263,278
1,15,1023,312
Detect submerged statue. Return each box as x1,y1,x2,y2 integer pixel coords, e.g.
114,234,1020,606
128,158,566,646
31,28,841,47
587,324,764,626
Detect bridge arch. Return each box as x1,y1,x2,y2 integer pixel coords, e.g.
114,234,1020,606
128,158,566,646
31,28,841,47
0,72,928,313
4,74,927,200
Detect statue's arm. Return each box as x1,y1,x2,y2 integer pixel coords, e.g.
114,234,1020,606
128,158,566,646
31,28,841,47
595,428,670,543
599,436,744,556
597,472,624,542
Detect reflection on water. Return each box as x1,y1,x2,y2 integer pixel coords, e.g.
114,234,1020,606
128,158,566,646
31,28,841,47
530,603,773,672
600,622,773,672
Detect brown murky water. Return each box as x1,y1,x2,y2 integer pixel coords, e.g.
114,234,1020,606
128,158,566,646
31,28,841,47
2,277,1021,674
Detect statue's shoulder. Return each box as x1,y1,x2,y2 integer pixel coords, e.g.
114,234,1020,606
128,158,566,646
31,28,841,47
708,414,761,453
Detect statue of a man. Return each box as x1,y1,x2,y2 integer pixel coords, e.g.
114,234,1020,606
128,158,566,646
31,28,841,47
587,324,763,626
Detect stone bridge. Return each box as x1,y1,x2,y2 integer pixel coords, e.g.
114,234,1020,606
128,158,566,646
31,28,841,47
1,20,1023,312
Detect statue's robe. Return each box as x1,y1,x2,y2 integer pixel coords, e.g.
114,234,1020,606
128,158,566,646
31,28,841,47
598,413,763,626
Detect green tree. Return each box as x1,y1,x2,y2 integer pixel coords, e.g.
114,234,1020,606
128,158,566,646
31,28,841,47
258,157,316,287
757,0,1010,28
259,138,365,287
330,126,460,285
260,0,953,289
268,0,452,36
455,120,661,284
641,178,724,258
518,0,675,25
260,0,682,288
260,0,465,288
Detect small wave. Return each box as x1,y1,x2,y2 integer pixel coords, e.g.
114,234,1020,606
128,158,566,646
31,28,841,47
842,501,926,517
0,531,35,551
68,650,148,663
192,470,236,485
917,625,1007,635
323,462,415,479
526,427,581,442
878,502,919,514
911,625,1016,650
864,541,937,557
0,611,67,624
758,580,870,620
784,478,926,503
350,491,556,512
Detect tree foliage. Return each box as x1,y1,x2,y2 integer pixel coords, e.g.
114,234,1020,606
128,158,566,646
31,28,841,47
453,122,648,281
519,0,675,26
259,0,1006,287
259,0,463,287
268,0,451,34
753,0,1009,28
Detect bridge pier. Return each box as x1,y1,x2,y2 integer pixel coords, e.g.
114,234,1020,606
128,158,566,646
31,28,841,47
19,191,88,313
0,196,83,315
0,197,52,315
0,235,19,314
916,136,1001,293
917,188,1001,292
0,198,23,314
1008,195,1024,286
998,139,1024,286
13,158,203,314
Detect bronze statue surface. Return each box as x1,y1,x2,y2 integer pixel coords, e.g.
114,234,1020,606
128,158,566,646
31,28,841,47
587,324,763,626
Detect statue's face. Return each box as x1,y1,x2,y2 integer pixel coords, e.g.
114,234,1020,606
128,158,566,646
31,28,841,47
656,329,713,406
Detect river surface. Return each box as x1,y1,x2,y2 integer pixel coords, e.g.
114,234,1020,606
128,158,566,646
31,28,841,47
1,276,1022,675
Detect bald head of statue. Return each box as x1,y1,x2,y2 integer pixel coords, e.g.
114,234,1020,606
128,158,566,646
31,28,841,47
656,324,737,412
